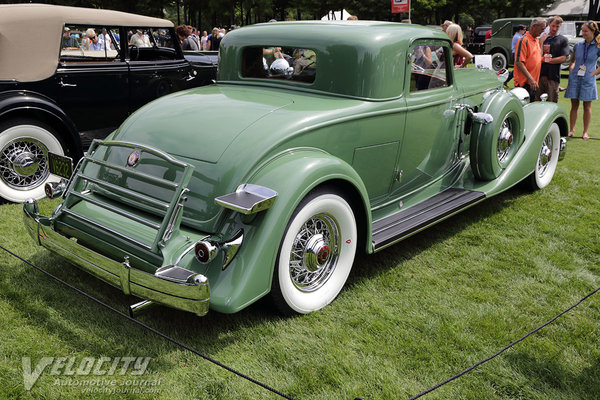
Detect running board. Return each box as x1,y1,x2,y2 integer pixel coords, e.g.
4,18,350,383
372,188,485,251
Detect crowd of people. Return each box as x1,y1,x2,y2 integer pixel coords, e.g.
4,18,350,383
438,15,599,140
510,16,600,140
175,24,235,51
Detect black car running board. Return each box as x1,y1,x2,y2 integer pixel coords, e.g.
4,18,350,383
372,188,486,251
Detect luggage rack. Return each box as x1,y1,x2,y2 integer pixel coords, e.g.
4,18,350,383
60,140,195,254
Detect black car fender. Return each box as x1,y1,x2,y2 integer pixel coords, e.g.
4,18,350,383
0,90,83,159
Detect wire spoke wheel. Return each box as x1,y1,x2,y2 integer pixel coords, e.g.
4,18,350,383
496,117,514,164
0,137,49,190
288,213,339,292
272,190,357,315
0,119,65,202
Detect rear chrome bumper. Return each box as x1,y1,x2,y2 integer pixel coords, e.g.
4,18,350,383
23,199,210,317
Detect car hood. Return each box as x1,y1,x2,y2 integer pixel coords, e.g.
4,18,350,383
114,85,295,163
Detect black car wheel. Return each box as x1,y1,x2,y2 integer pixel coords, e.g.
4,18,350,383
0,118,66,202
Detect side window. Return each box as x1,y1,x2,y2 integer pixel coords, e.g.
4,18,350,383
126,28,178,61
409,42,449,92
60,25,120,61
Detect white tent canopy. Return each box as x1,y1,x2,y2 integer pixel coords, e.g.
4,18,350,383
542,0,589,17
321,9,351,21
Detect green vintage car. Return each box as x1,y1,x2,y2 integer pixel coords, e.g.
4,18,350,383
24,21,568,317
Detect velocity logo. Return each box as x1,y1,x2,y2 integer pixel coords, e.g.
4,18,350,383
22,356,151,390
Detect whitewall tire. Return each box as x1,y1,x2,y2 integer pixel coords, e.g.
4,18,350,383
272,189,357,315
527,123,561,190
0,119,65,202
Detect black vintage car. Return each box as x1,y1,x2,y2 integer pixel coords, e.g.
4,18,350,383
0,4,216,202
466,25,491,55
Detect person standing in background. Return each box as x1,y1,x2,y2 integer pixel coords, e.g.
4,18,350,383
505,25,526,86
200,30,208,50
446,24,473,68
565,21,600,140
537,16,569,102
514,17,547,102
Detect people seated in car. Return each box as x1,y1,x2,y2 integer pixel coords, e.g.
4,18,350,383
62,27,79,49
130,29,151,47
292,48,316,75
86,28,104,51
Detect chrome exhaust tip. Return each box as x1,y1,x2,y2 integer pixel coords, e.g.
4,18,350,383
129,300,155,318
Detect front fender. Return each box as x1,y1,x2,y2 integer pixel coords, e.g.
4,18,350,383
207,148,372,313
469,101,567,195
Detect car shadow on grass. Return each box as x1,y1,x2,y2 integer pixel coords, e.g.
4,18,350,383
347,186,530,287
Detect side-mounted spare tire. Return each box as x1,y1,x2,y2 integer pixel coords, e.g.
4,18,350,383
470,91,524,181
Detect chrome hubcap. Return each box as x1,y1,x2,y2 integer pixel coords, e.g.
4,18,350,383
0,138,49,190
497,119,514,163
289,214,339,292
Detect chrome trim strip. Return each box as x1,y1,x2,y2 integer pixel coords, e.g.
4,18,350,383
121,257,132,295
221,229,243,270
96,140,188,167
79,173,169,210
85,158,179,189
161,188,189,244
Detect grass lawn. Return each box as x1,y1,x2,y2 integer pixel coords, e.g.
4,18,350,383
0,78,599,400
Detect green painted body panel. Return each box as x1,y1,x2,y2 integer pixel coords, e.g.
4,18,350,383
25,21,569,315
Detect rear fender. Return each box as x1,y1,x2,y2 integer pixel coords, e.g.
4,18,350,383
207,148,371,313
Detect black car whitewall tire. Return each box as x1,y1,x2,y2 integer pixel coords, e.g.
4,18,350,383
0,119,65,202
272,189,357,315
526,122,560,190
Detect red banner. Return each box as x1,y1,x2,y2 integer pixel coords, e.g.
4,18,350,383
391,0,409,13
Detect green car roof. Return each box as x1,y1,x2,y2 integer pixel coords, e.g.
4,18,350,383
218,21,452,100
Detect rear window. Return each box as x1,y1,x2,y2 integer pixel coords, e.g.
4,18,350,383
241,46,316,83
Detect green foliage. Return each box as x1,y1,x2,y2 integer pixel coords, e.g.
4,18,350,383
0,0,560,28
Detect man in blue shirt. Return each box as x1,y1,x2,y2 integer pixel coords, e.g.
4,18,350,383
506,24,526,86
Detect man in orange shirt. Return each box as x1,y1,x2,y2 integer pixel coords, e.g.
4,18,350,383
514,17,547,102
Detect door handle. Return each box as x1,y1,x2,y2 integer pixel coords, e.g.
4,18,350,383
184,70,198,81
59,78,77,88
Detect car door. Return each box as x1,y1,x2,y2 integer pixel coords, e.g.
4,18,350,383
127,27,195,114
56,24,129,143
389,40,461,198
